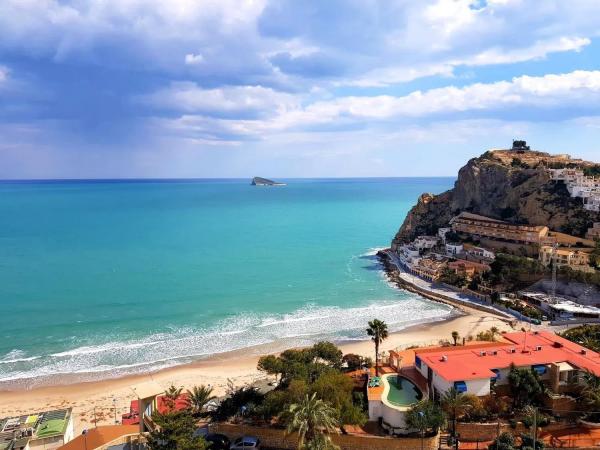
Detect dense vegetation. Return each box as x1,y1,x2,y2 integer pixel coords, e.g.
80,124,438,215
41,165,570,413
232,341,369,428
561,324,600,352
484,254,546,290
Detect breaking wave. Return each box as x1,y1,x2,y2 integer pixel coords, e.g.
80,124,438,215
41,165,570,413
0,297,452,388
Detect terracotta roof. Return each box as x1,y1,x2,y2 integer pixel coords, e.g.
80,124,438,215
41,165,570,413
59,425,139,450
415,331,600,382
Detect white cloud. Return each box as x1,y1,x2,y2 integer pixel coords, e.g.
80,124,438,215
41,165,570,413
343,36,591,87
140,82,299,115
0,66,7,83
184,53,204,65
155,70,600,141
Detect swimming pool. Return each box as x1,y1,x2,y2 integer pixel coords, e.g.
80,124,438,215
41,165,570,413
384,375,423,407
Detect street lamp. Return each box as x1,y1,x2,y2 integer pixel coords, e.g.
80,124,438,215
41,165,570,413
82,428,88,450
418,411,425,450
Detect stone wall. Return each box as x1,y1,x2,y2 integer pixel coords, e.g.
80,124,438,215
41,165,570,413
214,422,439,450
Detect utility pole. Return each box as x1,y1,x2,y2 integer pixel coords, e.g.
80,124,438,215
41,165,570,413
551,242,558,304
532,407,537,450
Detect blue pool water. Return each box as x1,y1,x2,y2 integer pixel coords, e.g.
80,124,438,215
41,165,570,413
0,178,454,387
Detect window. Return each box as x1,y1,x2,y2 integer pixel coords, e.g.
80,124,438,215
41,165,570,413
415,356,421,369
454,381,467,393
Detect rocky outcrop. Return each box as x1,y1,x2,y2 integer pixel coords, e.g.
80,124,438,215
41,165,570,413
392,149,600,246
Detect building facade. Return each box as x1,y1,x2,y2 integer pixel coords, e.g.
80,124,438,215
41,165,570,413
450,212,549,245
539,245,594,273
414,331,600,402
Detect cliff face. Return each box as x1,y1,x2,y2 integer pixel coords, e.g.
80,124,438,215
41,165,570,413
392,149,600,246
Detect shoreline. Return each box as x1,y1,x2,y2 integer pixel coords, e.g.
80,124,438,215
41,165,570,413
0,250,523,434
0,305,516,434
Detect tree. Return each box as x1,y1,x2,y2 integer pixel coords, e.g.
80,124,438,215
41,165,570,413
441,388,475,437
341,354,362,372
212,382,264,421
310,371,366,426
507,365,545,408
578,370,600,422
285,393,340,450
488,432,516,450
185,385,215,416
406,400,446,435
490,327,499,340
257,354,285,385
451,331,460,346
147,410,208,450
163,385,183,412
590,240,600,270
366,319,388,376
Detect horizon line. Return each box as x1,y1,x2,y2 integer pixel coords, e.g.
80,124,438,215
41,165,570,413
0,175,457,182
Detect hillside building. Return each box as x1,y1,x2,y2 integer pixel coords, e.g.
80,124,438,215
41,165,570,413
450,212,549,245
539,245,594,273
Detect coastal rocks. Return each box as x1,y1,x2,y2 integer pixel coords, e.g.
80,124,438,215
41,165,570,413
393,148,600,245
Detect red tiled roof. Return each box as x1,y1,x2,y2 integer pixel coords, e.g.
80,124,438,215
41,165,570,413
415,331,600,382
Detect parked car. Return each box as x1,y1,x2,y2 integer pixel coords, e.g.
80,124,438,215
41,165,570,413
230,436,261,449
204,433,230,450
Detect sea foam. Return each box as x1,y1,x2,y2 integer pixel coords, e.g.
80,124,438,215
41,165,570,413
0,296,451,388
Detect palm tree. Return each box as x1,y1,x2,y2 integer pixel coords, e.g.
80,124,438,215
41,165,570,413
451,331,460,346
186,385,216,415
366,319,388,376
441,388,474,438
286,393,339,450
490,327,499,341
163,384,183,412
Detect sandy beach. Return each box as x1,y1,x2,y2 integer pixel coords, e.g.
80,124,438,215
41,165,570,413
0,304,521,434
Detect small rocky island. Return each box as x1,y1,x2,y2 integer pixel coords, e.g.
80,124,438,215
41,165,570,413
251,177,286,186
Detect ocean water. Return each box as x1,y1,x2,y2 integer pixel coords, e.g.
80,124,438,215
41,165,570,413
0,178,454,388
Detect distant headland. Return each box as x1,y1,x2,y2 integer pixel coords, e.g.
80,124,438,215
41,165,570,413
251,176,286,186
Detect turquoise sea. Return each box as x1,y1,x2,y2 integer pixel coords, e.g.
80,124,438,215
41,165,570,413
0,178,454,388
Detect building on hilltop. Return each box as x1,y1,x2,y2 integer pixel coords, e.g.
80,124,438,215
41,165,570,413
450,212,549,245
539,245,595,273
549,168,600,212
512,139,530,150
0,408,74,450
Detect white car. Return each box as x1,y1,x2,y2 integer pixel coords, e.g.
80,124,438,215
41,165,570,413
229,436,261,449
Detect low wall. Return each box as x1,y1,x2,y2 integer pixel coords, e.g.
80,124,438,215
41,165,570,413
380,251,512,320
213,422,439,450
456,421,576,442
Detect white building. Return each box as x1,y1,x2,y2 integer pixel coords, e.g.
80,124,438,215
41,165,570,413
413,235,439,252
413,331,599,402
397,244,421,266
438,227,452,243
549,168,600,212
445,243,463,257
466,245,495,261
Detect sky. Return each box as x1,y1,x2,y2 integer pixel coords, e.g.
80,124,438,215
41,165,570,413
1,0,600,179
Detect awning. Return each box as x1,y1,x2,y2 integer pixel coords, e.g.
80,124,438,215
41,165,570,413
454,381,467,393
532,364,547,375
556,361,576,371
